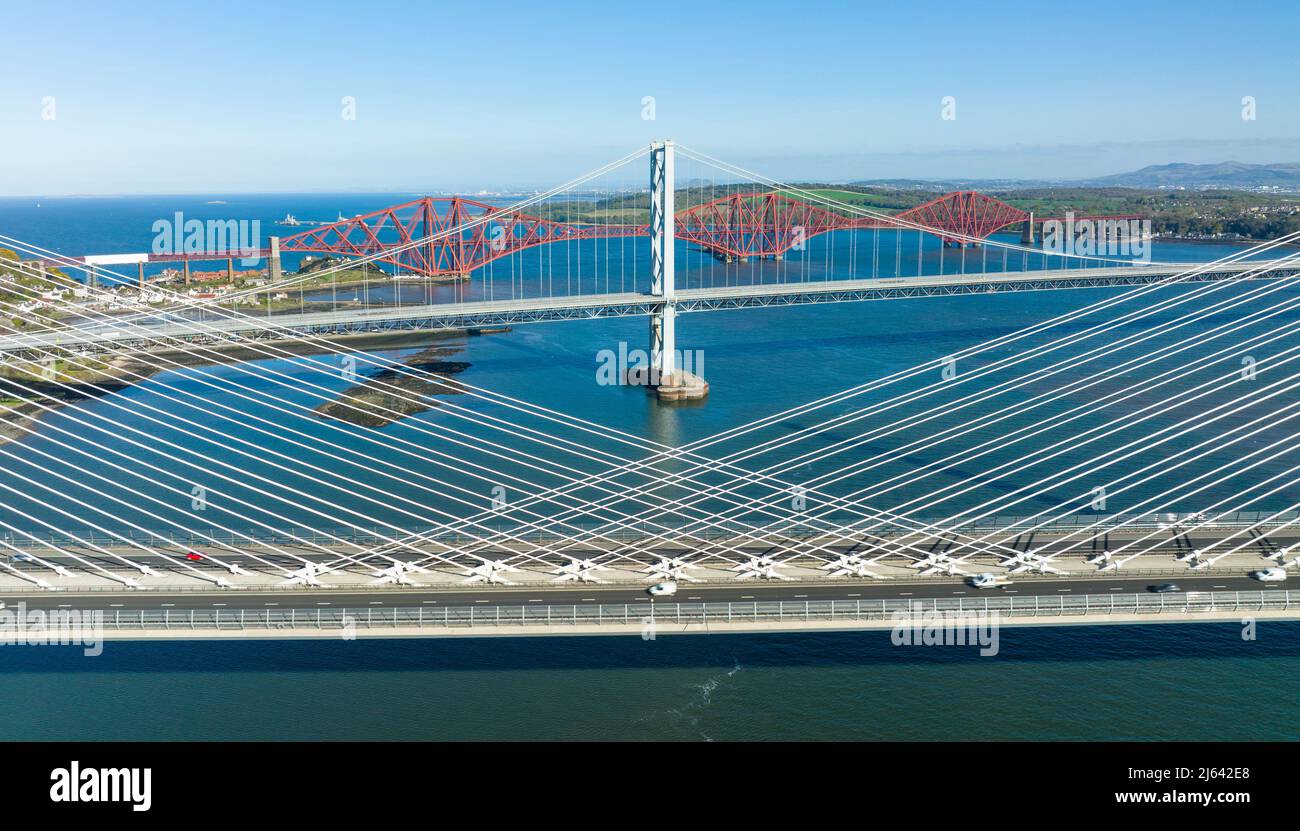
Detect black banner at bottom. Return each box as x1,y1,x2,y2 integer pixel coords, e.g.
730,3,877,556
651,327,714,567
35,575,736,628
2,741,1283,818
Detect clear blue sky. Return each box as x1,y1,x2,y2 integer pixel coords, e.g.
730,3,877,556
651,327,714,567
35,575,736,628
3,0,1298,195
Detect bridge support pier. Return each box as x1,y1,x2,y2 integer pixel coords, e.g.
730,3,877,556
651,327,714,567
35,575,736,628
645,139,706,402
183,260,191,286
268,236,282,283
1021,211,1035,244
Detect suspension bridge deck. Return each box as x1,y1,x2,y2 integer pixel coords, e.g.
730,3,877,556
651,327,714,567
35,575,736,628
3,260,1294,355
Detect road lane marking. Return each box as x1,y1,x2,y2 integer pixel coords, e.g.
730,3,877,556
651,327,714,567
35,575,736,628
847,593,861,597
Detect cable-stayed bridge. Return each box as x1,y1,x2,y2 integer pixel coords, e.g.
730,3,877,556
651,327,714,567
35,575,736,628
1,142,1300,635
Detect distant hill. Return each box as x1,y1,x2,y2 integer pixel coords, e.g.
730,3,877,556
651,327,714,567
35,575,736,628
1082,162,1300,188
843,162,1300,192
848,177,1058,191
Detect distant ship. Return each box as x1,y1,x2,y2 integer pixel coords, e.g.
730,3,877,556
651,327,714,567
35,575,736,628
280,213,300,226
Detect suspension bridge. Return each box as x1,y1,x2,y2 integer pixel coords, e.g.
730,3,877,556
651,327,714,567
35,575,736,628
4,261,1296,356
1,141,1299,634
5,143,1171,385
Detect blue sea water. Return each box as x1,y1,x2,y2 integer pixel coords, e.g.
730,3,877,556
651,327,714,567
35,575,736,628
1,625,1297,741
0,193,1297,741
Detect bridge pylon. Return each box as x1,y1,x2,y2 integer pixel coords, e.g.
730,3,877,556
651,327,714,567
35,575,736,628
1021,211,1035,245
644,139,707,401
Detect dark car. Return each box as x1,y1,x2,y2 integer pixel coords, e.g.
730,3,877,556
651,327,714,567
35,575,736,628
1148,582,1180,593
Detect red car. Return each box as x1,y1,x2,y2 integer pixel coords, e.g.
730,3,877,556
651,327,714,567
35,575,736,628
185,552,204,562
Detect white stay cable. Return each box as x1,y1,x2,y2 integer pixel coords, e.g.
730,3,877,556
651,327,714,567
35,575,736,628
692,293,1300,564
471,255,1300,567
0,268,911,575
5,218,1294,569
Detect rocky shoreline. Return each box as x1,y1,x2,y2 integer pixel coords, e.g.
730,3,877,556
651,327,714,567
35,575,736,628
314,346,472,427
0,326,507,446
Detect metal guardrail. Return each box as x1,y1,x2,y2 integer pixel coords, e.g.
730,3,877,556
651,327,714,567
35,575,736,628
82,590,1298,633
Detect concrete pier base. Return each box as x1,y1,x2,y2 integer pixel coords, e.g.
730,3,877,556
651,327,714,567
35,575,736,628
622,368,709,401
652,369,709,402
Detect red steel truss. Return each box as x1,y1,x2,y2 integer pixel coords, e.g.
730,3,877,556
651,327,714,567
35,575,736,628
136,192,1141,277
674,192,859,259
675,190,1143,255
278,196,641,277
897,190,1033,246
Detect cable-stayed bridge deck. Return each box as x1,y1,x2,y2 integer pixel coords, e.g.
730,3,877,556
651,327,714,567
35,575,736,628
3,260,1295,355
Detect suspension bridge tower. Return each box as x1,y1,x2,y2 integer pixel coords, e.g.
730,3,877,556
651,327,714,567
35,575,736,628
644,139,708,401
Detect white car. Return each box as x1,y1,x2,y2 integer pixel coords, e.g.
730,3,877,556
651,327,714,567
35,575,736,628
647,581,678,597
967,573,1012,589
1251,568,1287,583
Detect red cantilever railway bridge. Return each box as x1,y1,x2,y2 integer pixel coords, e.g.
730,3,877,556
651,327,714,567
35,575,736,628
118,190,1145,279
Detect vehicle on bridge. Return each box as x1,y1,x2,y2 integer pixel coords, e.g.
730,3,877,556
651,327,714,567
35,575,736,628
647,581,678,597
1148,582,1181,593
967,573,1013,589
1250,568,1287,582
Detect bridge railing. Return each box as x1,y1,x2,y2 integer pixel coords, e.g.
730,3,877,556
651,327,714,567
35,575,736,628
85,590,1297,633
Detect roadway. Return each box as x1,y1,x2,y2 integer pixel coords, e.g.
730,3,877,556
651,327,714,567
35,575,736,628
6,528,1293,576
1,570,1287,613
3,259,1294,355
